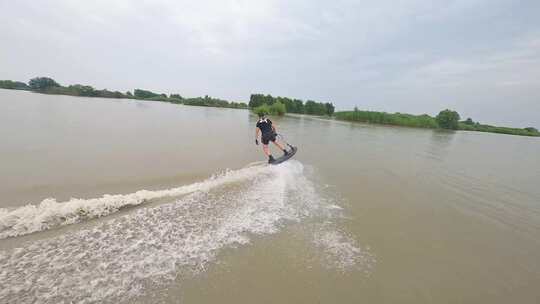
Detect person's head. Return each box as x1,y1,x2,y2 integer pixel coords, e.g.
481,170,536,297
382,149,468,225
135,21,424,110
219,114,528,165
258,112,266,119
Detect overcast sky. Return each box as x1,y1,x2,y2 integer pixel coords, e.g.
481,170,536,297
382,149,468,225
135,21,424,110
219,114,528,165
2,0,539,127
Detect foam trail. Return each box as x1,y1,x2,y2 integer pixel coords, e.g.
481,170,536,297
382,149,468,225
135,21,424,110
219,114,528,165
312,224,376,273
0,161,315,303
0,165,268,239
0,161,374,303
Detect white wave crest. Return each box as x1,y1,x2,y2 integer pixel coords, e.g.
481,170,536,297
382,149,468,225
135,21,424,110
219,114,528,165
0,161,318,303
0,161,376,303
0,165,269,239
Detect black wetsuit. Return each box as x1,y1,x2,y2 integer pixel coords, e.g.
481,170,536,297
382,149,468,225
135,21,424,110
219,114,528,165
256,118,276,145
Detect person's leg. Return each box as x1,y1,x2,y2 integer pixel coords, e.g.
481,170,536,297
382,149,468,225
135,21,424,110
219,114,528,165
271,140,286,151
263,144,275,163
262,134,276,162
262,144,270,156
261,136,274,163
268,133,286,152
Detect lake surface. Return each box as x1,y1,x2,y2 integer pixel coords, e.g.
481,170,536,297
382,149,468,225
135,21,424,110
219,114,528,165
1,89,539,303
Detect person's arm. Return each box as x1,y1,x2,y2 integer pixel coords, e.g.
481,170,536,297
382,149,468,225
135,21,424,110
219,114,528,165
269,119,277,134
255,128,260,145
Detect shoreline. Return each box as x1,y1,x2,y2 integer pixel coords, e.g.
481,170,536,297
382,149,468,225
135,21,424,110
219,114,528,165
286,112,540,137
1,85,538,137
332,110,539,137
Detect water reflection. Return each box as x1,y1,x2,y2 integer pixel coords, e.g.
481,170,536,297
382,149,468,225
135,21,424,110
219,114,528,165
425,130,456,162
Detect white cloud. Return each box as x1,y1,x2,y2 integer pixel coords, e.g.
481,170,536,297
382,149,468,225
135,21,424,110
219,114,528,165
1,0,539,126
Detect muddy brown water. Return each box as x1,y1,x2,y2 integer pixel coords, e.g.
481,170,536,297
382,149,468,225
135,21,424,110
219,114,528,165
1,89,539,303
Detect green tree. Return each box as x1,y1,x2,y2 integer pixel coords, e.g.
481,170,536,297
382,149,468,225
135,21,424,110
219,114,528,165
269,101,286,115
0,80,30,90
464,117,474,125
249,93,332,115
325,102,335,115
252,102,285,116
304,100,316,114
253,104,270,116
29,77,60,91
304,100,329,115
293,99,304,113
249,94,266,108
263,94,274,105
134,89,160,99
67,84,96,96
436,109,461,130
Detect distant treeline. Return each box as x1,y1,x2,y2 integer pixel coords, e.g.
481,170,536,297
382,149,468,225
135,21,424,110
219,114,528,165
458,118,539,137
2,77,537,137
335,110,438,128
249,94,334,116
0,80,31,90
0,77,248,109
335,108,539,137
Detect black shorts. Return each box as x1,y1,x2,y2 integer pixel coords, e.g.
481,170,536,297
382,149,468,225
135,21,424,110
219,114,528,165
261,132,276,145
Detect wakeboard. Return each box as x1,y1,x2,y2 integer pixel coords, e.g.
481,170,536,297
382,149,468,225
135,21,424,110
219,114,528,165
270,146,298,165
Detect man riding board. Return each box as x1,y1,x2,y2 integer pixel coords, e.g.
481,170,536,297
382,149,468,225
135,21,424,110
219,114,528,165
255,112,289,163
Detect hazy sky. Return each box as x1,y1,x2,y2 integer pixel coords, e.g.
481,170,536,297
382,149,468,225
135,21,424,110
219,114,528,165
2,0,539,127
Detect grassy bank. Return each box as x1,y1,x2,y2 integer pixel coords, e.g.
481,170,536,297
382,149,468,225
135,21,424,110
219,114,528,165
457,122,540,137
334,110,438,129
334,110,540,137
1,77,248,110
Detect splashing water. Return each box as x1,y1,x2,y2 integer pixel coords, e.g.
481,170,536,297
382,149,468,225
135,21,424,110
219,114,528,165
312,223,377,274
0,161,374,303
0,165,270,239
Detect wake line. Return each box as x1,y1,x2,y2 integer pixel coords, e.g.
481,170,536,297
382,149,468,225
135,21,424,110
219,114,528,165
0,165,269,239
0,161,375,303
